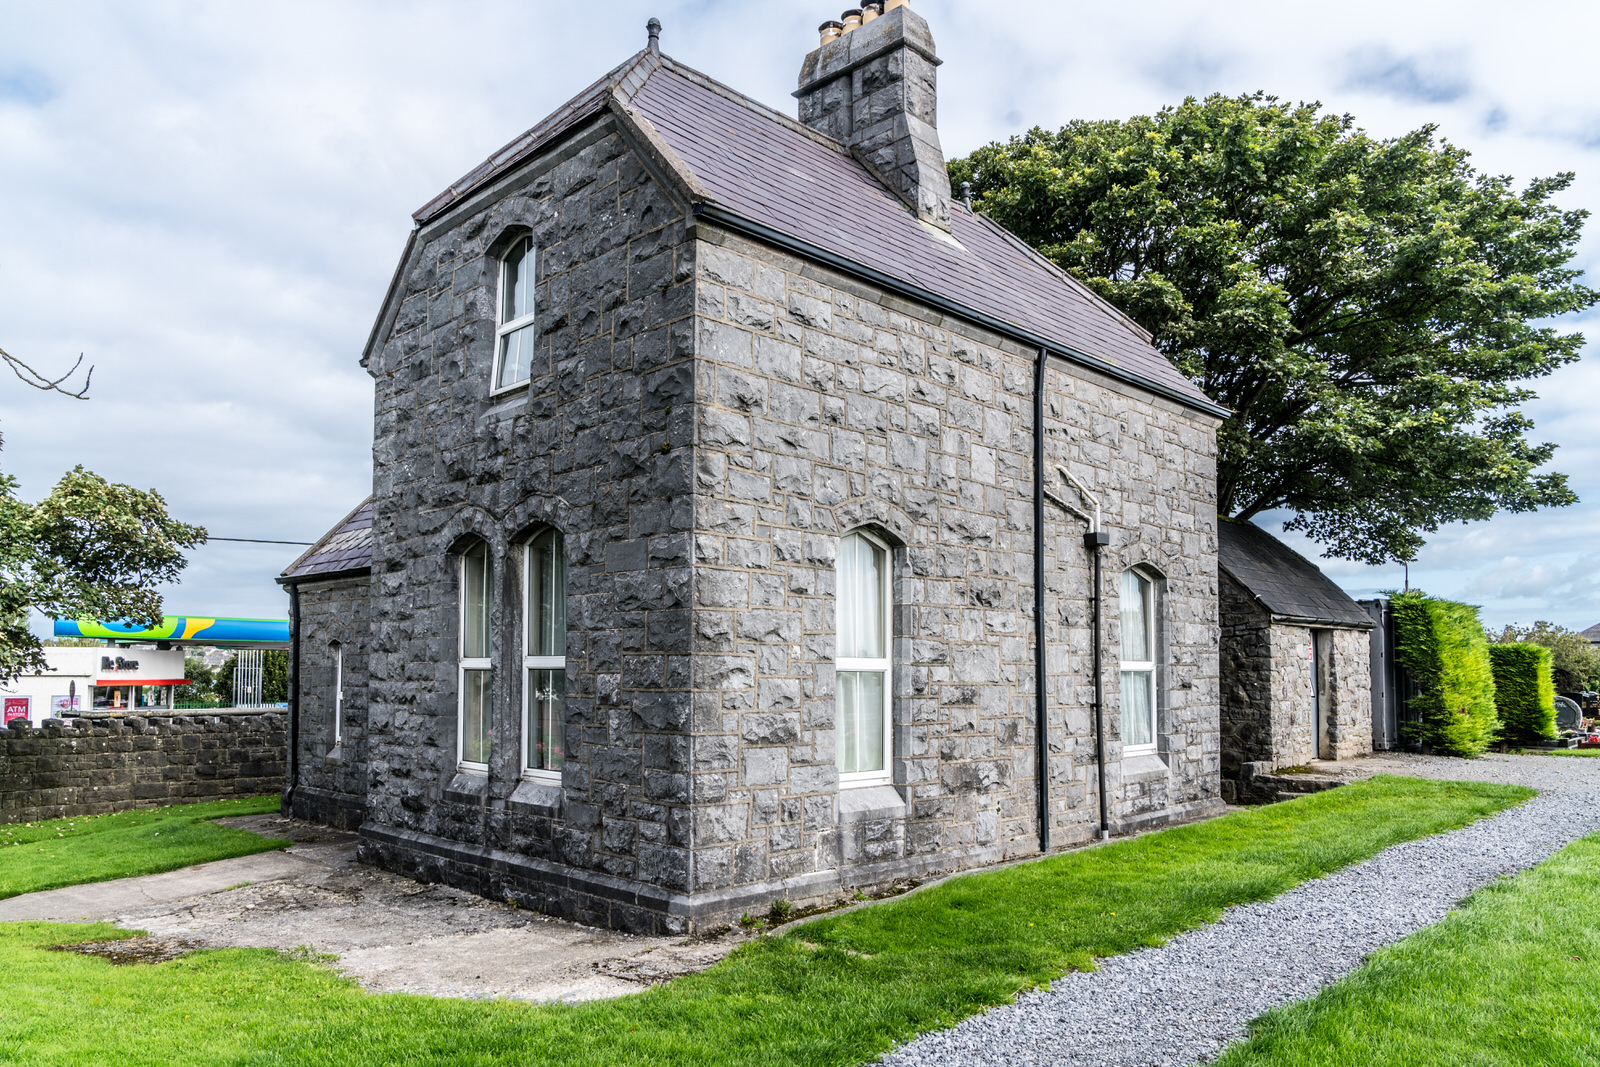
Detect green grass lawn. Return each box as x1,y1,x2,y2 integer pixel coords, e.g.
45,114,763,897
0,797,286,899
0,776,1530,1067
1215,830,1600,1067
1530,747,1600,757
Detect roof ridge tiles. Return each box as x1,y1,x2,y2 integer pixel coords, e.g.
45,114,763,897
654,57,854,159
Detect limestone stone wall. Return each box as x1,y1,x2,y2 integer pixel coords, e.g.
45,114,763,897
1,713,285,824
1219,572,1272,774
359,115,701,932
1269,624,1319,765
1327,627,1373,761
287,575,370,829
685,225,1223,909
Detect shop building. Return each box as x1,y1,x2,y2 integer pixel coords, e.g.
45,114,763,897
2,646,187,725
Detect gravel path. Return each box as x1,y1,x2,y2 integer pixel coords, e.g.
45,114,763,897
879,753,1600,1067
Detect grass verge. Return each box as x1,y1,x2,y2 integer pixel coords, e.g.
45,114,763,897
1215,830,1600,1067
0,796,286,899
0,776,1529,1067
1529,747,1600,758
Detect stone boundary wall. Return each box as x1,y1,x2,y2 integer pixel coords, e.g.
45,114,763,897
0,712,285,824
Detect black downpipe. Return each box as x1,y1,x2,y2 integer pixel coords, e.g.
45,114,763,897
286,582,301,815
1086,531,1110,838
1033,348,1050,853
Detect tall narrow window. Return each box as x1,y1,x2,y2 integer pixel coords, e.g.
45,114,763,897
836,530,892,784
331,642,344,744
523,529,567,778
459,541,492,771
1119,569,1157,753
495,236,536,391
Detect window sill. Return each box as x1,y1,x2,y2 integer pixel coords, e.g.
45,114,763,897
509,778,562,817
444,770,489,806
837,783,906,823
1121,752,1169,782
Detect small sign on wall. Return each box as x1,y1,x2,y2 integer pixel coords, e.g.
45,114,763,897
3,696,30,724
51,696,81,716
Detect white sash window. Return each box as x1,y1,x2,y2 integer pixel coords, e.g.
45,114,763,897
494,235,536,392
1119,569,1157,754
458,541,492,772
523,529,567,779
836,530,892,785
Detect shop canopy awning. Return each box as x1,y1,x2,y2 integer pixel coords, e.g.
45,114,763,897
54,616,290,649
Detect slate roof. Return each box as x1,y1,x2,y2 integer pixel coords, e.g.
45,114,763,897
409,50,1224,417
1584,623,1600,644
279,498,374,583
1218,520,1373,629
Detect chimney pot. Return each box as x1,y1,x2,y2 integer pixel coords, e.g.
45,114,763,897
883,0,908,9
797,0,952,231
861,1,883,21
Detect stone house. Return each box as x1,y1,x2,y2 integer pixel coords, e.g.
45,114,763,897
1217,519,1373,786
280,3,1231,934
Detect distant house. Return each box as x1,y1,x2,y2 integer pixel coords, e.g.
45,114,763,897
1217,520,1373,777
1584,623,1600,646
279,3,1233,934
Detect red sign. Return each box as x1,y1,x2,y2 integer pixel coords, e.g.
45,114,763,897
3,697,30,724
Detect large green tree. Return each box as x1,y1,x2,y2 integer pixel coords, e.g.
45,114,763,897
951,94,1594,564
1,346,206,683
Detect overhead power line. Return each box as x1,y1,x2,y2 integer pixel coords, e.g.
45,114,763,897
207,536,315,546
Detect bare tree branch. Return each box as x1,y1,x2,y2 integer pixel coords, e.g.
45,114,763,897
1,346,93,399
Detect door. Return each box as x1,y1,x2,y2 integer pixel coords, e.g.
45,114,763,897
1312,630,1333,759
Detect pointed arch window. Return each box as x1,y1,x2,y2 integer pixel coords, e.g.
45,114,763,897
1119,568,1158,754
836,530,892,785
495,235,536,392
458,541,492,771
523,529,567,778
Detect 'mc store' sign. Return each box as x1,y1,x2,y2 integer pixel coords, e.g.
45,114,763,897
1,647,186,725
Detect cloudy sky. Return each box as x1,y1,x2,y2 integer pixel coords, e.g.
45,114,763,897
3,0,1596,636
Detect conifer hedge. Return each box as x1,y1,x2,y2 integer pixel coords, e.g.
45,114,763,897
1391,591,1499,756
1488,642,1557,744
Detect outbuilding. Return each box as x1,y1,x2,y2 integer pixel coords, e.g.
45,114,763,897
1218,520,1373,784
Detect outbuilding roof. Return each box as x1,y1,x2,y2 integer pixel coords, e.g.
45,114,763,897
406,50,1225,419
1218,520,1373,630
1584,622,1600,644
279,498,373,583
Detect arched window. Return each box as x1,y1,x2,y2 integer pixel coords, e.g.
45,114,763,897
1119,568,1157,754
329,641,344,745
836,530,892,784
523,529,567,778
495,235,536,391
458,541,493,771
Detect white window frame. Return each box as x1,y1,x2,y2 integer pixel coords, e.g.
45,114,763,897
331,643,344,745
836,529,894,787
457,543,492,775
521,531,566,782
492,234,537,396
1119,568,1159,756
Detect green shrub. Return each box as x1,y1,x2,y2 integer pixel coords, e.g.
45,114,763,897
1488,642,1557,744
1392,591,1499,757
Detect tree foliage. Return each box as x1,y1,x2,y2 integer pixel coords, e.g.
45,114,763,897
951,93,1594,564
1487,642,1557,744
1391,591,1499,756
0,468,206,684
1489,621,1600,691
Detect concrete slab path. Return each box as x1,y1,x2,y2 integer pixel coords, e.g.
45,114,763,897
1,813,744,1003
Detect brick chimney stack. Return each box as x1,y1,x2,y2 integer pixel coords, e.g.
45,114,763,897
796,2,952,232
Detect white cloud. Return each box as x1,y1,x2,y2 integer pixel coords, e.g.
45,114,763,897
2,0,1596,633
